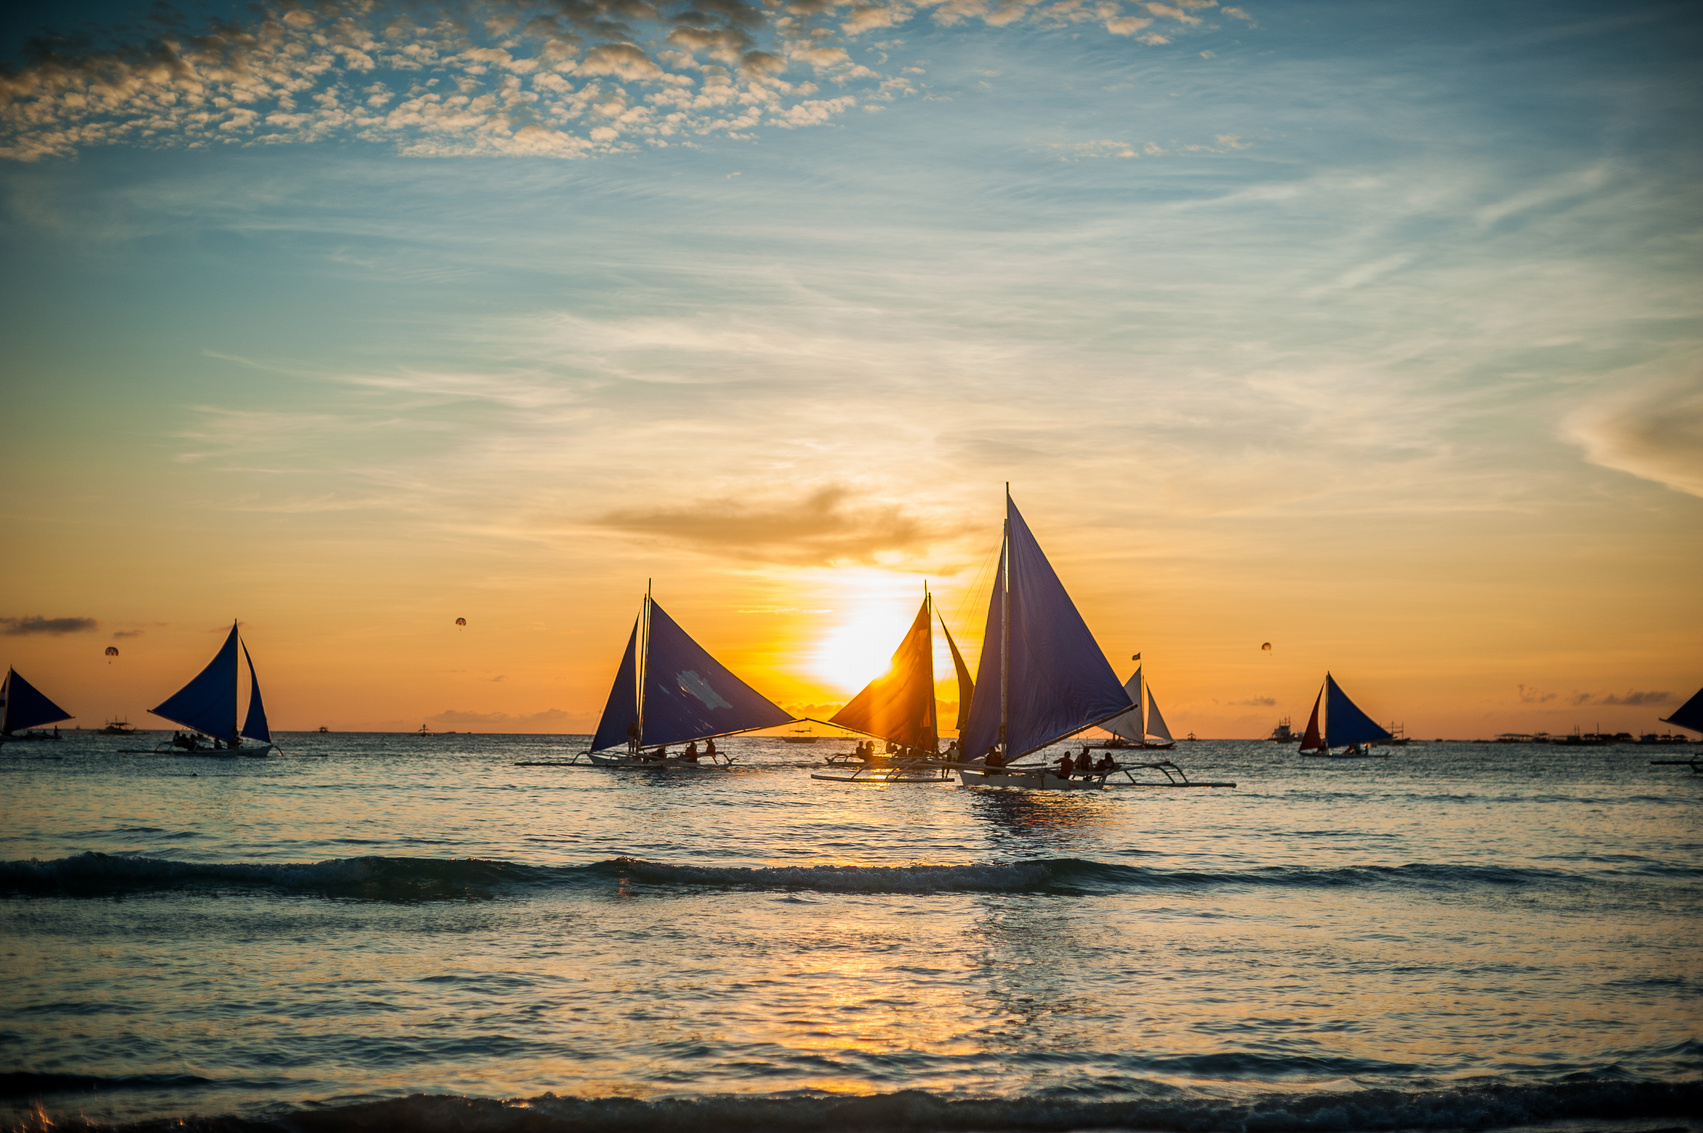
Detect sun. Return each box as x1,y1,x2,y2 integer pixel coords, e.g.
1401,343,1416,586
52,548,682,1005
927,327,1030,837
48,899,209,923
813,608,916,694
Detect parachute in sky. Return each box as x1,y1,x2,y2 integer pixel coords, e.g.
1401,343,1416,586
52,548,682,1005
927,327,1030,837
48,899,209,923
1261,642,1272,652
105,646,119,658
455,618,467,627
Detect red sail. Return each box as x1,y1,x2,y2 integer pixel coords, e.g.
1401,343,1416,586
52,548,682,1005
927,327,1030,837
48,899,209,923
1299,687,1325,752
830,597,938,752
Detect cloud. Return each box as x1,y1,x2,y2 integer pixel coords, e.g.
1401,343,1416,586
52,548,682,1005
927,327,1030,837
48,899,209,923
1231,695,1276,706
1517,684,1556,703
1593,691,1672,706
429,707,590,730
111,629,145,639
0,0,1237,161
593,484,940,564
1564,371,1703,498
1,616,98,636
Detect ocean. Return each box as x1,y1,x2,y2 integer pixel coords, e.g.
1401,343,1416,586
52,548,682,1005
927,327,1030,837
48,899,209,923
1,734,1698,1132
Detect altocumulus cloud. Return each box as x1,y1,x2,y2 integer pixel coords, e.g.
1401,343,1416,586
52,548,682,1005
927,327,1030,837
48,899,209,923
0,0,1239,161
594,484,944,565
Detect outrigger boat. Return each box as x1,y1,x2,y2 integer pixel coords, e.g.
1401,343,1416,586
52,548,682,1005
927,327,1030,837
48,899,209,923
1297,673,1391,758
0,668,73,742
1099,660,1176,750
145,621,276,756
1652,685,1703,773
573,583,792,769
809,586,974,785
951,491,1149,792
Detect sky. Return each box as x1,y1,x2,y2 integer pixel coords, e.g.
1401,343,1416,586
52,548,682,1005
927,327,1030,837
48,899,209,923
1,0,1699,739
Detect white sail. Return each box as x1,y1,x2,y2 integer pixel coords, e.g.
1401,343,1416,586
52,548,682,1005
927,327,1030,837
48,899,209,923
1103,667,1144,742
1144,684,1174,743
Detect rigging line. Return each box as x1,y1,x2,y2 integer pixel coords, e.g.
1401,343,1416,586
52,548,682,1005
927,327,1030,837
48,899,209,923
945,535,1001,670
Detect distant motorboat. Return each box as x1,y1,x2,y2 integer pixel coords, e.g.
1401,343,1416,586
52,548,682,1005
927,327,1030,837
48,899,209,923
147,621,276,756
781,724,820,743
1,668,72,741
1298,674,1392,758
100,718,135,735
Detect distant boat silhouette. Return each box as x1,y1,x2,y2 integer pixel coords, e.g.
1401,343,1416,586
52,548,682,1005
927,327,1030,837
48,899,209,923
1100,662,1176,750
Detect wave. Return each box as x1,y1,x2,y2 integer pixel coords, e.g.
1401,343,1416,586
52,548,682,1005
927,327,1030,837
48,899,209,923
0,852,1686,902
7,1079,1700,1132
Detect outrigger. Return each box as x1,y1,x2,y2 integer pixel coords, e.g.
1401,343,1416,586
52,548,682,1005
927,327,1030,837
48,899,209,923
1651,684,1702,773
809,584,970,786
944,489,1232,792
547,581,793,770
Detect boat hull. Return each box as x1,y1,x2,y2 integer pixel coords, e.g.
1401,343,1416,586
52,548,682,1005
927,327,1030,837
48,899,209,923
958,768,1106,791
146,741,274,757
585,752,730,769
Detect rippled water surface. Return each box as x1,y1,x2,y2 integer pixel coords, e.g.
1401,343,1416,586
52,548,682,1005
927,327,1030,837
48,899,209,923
1,734,1698,1130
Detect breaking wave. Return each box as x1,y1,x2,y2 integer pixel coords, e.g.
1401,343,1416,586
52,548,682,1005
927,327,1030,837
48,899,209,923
6,1079,1700,1132
1,852,1687,902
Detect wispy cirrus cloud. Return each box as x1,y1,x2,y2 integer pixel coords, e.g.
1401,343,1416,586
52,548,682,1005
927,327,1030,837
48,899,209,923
0,0,1245,161
1565,371,1703,499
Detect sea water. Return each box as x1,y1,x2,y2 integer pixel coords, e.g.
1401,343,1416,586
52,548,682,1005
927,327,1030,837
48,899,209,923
1,734,1698,1131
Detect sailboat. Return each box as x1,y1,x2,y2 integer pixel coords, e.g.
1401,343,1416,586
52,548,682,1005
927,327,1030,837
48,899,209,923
584,585,792,767
0,668,73,741
956,491,1136,791
1297,673,1391,758
1100,663,1176,750
809,587,974,784
1652,685,1703,773
147,621,275,755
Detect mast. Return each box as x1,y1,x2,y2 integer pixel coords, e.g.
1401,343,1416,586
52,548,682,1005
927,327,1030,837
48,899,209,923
1322,672,1330,751
637,580,651,744
1,669,11,734
230,620,240,743
999,483,1010,757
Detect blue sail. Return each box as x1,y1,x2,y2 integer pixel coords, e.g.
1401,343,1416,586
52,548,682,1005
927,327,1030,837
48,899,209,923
589,617,641,752
1324,674,1392,747
1661,685,1703,733
640,600,792,747
961,498,1134,759
2,668,72,734
240,642,272,744
151,623,240,742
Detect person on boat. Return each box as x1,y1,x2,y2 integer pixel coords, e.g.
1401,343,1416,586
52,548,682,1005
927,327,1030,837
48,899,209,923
681,741,700,763
1097,753,1118,775
944,739,960,762
649,745,668,760
704,738,717,760
626,720,641,755
1059,751,1075,778
984,745,1005,768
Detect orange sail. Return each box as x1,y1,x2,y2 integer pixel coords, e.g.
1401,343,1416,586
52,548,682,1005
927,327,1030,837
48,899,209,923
1299,687,1325,752
938,613,975,734
830,597,938,752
